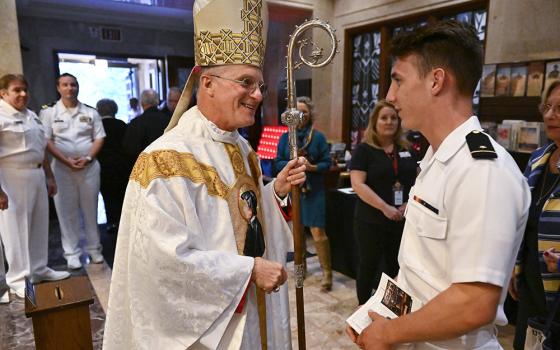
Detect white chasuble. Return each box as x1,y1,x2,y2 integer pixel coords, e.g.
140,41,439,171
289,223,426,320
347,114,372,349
103,106,292,350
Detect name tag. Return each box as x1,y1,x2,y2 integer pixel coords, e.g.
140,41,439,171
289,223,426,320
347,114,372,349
393,181,403,206
14,120,23,124
79,116,92,123
399,151,411,158
54,119,65,123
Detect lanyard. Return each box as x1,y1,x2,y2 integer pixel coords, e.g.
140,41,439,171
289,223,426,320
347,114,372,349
387,148,398,177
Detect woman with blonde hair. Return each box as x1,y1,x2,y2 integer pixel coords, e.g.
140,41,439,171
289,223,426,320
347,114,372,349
349,99,417,304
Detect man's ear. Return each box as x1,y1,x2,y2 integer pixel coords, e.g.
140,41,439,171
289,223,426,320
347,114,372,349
430,68,446,96
200,75,214,97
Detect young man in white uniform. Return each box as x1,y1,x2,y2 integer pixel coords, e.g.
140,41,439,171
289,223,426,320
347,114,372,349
40,73,106,269
347,21,531,350
0,74,70,300
103,1,307,349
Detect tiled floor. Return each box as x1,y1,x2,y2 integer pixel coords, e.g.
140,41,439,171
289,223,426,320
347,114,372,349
289,256,515,349
1,224,516,350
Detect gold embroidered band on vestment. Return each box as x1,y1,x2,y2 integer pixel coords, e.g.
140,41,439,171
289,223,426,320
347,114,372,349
129,150,230,198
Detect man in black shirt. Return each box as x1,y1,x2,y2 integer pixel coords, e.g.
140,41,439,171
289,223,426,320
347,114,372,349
123,89,170,163
160,86,181,118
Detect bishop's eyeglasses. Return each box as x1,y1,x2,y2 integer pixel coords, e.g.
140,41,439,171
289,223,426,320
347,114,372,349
207,74,268,97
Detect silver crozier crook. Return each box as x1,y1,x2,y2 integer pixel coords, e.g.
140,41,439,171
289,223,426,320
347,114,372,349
281,18,338,350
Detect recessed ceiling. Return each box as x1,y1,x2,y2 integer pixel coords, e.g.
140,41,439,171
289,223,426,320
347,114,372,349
16,0,195,32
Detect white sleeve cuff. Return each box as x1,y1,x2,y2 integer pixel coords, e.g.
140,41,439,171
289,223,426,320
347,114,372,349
272,179,290,207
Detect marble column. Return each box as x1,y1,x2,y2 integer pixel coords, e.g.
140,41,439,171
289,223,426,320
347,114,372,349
0,0,23,76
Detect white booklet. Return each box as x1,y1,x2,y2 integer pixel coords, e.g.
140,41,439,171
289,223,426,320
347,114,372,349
346,273,422,335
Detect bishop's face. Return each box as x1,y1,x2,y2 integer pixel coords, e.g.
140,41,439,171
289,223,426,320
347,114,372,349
208,64,264,131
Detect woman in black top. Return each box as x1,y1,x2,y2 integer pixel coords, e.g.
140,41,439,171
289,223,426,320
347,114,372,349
349,99,417,304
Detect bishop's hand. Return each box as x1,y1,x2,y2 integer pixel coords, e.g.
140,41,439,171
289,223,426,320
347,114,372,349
274,156,307,197
251,257,288,293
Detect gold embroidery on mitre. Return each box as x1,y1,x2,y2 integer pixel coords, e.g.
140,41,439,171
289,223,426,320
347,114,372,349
224,143,246,178
130,150,230,198
195,0,265,67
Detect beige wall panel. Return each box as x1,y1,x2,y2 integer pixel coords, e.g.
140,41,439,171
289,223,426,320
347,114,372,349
0,0,23,76
268,0,315,10
485,0,560,63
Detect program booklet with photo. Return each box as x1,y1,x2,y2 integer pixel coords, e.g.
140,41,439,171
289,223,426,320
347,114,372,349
346,273,422,335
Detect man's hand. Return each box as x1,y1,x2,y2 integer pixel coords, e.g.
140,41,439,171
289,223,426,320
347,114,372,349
46,177,57,197
0,189,8,210
66,157,85,171
251,257,288,293
74,156,90,168
508,270,519,301
346,325,359,345
274,157,307,197
357,311,392,350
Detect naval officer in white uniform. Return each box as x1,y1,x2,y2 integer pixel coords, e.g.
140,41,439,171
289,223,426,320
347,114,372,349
347,21,530,350
0,74,70,300
40,73,106,269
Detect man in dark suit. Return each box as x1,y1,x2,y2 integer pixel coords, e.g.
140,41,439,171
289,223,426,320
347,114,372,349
123,89,170,163
96,99,133,234
160,86,182,118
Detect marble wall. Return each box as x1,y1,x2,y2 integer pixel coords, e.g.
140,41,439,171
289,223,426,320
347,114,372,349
0,0,23,76
485,0,560,63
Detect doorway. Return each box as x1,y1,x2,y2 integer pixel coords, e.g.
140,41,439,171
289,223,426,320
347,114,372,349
56,52,164,123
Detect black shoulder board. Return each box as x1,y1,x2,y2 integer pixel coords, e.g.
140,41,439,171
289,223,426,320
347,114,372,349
83,103,96,110
41,101,56,109
466,130,497,159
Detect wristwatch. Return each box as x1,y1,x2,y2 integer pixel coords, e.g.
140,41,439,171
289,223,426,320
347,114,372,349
85,156,93,163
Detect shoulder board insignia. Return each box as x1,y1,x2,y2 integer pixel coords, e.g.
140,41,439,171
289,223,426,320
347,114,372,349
466,130,497,159
41,101,56,109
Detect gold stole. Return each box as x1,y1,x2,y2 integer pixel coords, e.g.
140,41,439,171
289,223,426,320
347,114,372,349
223,144,268,350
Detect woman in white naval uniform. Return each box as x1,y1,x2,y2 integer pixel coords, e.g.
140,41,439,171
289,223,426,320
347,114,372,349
0,74,70,299
39,73,105,270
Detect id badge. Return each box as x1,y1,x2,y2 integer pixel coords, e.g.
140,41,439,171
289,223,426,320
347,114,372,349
393,181,403,206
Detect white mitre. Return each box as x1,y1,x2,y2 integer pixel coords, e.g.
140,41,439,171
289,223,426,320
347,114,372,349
166,0,268,131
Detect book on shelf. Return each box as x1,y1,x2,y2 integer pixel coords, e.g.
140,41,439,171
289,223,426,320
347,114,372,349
517,122,545,153
480,121,497,139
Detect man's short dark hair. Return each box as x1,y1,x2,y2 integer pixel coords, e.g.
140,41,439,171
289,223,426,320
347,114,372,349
390,20,483,97
56,73,78,86
96,98,118,117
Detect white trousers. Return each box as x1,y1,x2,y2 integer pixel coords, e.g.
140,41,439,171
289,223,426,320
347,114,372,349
52,159,101,259
0,239,6,284
0,167,50,293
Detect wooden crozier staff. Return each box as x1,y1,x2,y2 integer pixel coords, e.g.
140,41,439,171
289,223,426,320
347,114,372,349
281,18,338,350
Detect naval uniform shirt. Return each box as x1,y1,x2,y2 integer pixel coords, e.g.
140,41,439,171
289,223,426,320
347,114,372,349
397,116,531,348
